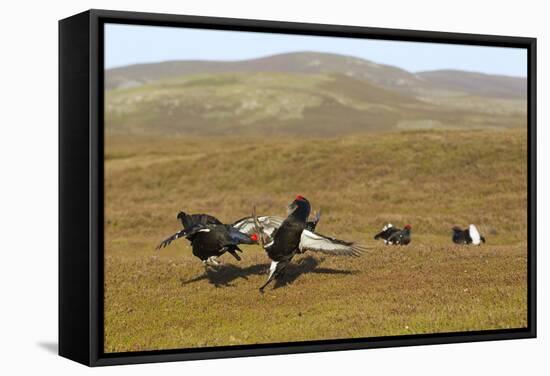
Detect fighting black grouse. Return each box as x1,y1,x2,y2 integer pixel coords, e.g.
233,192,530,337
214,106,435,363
237,195,364,292
156,211,258,266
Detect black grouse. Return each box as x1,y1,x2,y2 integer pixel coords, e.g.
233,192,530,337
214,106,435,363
452,224,486,245
233,208,321,254
237,195,364,292
374,223,401,244
156,211,258,266
374,223,411,245
388,224,411,245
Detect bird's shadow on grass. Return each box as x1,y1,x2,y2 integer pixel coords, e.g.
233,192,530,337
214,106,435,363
181,263,267,288
273,256,357,290
180,256,357,289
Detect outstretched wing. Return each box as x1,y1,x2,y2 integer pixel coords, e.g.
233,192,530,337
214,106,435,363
156,224,210,250
299,229,364,257
232,215,284,237
156,229,188,249
179,212,222,228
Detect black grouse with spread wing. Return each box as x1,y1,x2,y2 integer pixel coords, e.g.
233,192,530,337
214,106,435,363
233,208,321,255
156,211,258,266
238,195,364,292
233,209,321,237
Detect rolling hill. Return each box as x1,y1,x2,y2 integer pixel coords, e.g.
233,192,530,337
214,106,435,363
105,52,526,137
416,69,527,99
105,70,526,137
105,52,424,93
106,51,526,99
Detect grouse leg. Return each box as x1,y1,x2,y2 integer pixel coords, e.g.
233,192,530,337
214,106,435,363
204,256,221,267
227,246,242,261
259,260,291,292
259,261,279,293
202,259,213,270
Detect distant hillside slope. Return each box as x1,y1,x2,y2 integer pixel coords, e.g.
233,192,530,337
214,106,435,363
105,52,422,94
106,52,526,99
105,71,526,137
417,70,527,99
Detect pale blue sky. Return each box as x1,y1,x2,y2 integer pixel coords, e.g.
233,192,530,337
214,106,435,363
105,23,527,77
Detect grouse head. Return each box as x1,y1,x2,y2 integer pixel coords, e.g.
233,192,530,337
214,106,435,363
177,211,189,227
287,194,311,222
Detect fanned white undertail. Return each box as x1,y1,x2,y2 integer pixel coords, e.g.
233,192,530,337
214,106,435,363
469,224,481,245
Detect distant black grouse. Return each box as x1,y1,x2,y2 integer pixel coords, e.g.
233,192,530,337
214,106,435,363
452,224,486,245
374,223,411,245
156,211,258,266
374,223,400,244
235,195,364,292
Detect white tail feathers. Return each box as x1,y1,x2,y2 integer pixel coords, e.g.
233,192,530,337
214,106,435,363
469,224,481,245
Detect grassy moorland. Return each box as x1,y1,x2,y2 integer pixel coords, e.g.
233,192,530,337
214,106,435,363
104,128,527,353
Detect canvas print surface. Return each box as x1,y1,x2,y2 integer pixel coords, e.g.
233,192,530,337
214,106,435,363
103,23,528,353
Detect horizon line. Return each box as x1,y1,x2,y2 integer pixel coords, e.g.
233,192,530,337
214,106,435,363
105,50,527,79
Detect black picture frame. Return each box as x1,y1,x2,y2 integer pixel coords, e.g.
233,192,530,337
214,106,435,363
59,8,537,367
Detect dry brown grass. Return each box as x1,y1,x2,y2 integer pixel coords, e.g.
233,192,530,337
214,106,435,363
104,128,527,352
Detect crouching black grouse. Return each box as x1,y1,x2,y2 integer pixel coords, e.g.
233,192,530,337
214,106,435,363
237,195,364,292
374,223,411,245
374,223,400,244
156,211,258,266
452,224,486,245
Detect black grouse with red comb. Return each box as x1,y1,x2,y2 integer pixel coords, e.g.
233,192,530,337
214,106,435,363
375,223,412,245
242,195,365,292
